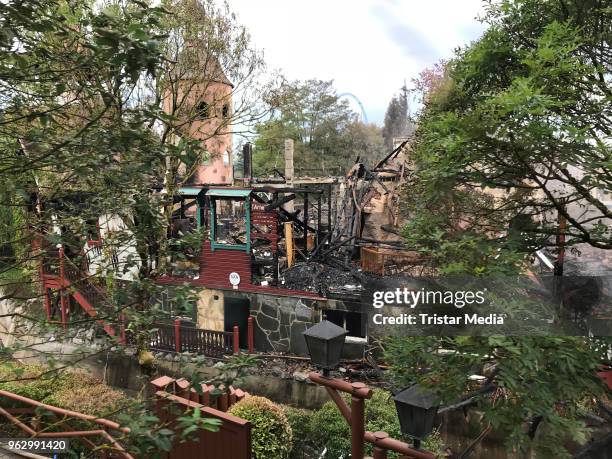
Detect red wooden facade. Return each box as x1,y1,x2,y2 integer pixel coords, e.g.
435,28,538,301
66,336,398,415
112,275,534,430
199,240,252,289
152,376,252,459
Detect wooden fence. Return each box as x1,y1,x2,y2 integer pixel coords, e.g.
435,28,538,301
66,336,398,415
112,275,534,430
152,377,251,459
149,318,254,358
149,321,236,358
151,376,249,413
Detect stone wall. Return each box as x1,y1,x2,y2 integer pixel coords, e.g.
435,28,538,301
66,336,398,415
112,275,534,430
247,293,322,355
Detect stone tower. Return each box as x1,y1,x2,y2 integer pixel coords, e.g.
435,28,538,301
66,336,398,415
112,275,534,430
163,46,234,185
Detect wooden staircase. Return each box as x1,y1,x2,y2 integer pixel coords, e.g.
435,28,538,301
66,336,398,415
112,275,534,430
40,247,118,338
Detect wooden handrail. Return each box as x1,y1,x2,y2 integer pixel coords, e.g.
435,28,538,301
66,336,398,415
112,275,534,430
0,389,133,458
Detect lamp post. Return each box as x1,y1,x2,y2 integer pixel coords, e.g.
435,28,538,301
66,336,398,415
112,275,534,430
393,384,439,449
302,319,347,377
302,322,435,459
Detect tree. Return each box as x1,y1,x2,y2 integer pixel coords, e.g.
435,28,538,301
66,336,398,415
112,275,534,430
384,336,611,458
0,0,262,454
382,84,414,148
385,2,612,456
403,0,612,274
253,79,383,174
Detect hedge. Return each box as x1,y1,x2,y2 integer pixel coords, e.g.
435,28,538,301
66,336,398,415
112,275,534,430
229,396,293,459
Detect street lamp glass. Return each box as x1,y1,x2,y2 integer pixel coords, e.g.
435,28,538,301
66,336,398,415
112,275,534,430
303,320,347,370
393,384,439,441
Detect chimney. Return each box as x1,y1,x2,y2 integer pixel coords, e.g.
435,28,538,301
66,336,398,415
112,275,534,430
284,139,294,212
243,142,253,181
284,139,294,186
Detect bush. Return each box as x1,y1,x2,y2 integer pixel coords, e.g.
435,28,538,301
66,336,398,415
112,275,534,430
229,396,293,459
282,406,311,459
306,389,444,458
0,363,69,402
307,399,350,458
0,363,132,419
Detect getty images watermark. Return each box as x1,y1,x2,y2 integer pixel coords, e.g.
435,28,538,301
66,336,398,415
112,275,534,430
371,287,504,326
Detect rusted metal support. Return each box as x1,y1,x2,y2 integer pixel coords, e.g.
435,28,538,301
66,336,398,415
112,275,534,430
247,317,254,353
351,382,366,459
233,325,240,354
174,318,181,352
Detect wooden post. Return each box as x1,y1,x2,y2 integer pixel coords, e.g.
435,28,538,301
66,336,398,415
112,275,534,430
39,256,51,321
219,390,229,412
43,288,51,321
247,317,254,353
308,372,435,459
351,382,366,459
174,318,181,353
233,325,240,354
58,247,67,329
285,222,294,267
373,432,389,459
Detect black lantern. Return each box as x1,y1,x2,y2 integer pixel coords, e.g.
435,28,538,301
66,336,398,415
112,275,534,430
393,384,439,448
303,320,347,375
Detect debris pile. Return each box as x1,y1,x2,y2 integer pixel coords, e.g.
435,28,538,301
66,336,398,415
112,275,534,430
282,262,365,296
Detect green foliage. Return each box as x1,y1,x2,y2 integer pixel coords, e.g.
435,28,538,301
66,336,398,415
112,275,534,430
405,0,612,272
229,396,293,459
306,390,444,458
282,406,311,459
175,406,221,440
306,399,349,458
254,79,384,174
383,336,612,457
382,84,414,148
0,363,132,418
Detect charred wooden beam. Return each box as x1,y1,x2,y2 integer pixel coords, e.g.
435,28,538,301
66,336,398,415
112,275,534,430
264,194,295,211
374,138,409,170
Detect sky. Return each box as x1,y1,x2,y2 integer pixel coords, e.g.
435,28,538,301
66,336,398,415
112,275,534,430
226,0,488,125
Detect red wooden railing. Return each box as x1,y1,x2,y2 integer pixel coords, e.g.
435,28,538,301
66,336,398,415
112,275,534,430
149,322,235,358
0,389,133,458
41,246,257,356
151,376,250,413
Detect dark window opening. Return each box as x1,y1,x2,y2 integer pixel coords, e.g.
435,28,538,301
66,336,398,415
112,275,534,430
325,310,366,338
222,104,229,118
196,101,210,119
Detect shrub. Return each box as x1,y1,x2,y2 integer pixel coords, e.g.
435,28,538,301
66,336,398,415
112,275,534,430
307,399,350,458
229,396,292,459
0,363,70,402
282,406,311,459
306,389,445,458
0,363,132,419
